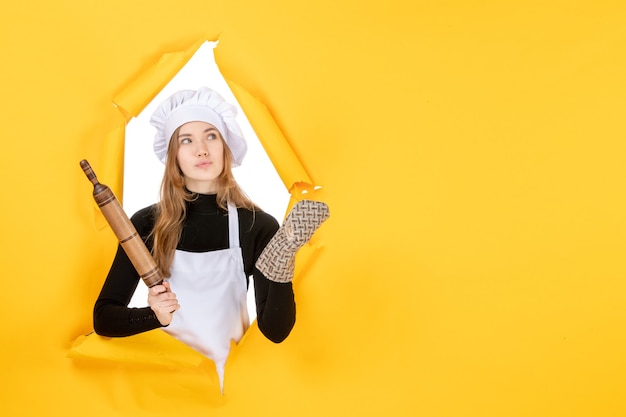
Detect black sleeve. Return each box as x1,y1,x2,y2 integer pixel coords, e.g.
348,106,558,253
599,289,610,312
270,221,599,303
249,212,296,343
93,207,163,337
253,270,296,343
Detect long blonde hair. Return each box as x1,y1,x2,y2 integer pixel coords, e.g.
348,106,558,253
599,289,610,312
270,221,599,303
151,126,258,277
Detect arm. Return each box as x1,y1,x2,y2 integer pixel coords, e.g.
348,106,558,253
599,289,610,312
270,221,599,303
93,244,163,336
253,269,296,343
251,201,329,341
93,206,166,336
249,211,296,343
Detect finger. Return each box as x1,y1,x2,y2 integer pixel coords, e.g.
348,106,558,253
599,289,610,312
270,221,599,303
148,284,167,295
154,291,177,302
156,304,179,316
156,296,179,308
157,299,179,308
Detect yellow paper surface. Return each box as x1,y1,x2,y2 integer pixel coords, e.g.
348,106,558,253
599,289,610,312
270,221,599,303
114,38,207,118
226,79,314,192
2,1,626,416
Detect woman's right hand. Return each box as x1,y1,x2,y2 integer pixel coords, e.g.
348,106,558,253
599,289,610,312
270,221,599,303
148,281,180,326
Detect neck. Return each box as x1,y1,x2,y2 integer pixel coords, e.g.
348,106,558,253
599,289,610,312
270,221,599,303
186,184,218,194
186,192,221,214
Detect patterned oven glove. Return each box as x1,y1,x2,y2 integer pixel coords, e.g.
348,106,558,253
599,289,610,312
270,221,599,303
256,200,330,283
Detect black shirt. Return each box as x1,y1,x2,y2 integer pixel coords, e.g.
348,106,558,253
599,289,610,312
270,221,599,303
93,193,295,343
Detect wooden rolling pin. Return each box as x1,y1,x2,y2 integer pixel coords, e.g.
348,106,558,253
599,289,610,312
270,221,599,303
80,159,163,288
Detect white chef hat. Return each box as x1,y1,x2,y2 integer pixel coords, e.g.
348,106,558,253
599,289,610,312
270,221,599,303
150,87,247,166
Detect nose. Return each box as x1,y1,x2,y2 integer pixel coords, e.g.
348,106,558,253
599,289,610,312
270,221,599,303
196,142,208,157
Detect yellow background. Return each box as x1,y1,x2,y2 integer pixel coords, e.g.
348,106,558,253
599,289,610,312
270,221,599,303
2,1,626,416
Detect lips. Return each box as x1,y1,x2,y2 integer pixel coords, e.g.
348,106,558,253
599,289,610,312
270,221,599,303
195,161,212,168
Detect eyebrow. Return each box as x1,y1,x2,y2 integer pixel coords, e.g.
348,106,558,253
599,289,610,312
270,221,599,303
178,127,219,137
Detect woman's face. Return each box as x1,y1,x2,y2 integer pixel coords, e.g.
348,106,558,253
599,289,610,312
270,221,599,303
175,121,225,194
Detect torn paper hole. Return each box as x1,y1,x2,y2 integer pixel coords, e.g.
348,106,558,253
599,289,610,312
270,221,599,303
122,41,290,322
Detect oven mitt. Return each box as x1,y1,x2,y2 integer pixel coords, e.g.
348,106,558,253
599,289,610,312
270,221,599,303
256,200,330,283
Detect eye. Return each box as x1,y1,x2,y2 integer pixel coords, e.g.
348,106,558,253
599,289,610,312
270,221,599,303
180,137,191,144
207,132,218,140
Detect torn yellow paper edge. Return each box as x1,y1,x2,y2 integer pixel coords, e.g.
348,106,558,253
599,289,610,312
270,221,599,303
69,330,212,369
114,38,207,119
73,37,328,371
226,79,314,193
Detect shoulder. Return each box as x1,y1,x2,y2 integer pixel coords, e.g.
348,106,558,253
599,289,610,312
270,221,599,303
130,204,158,236
237,207,279,239
237,207,279,258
